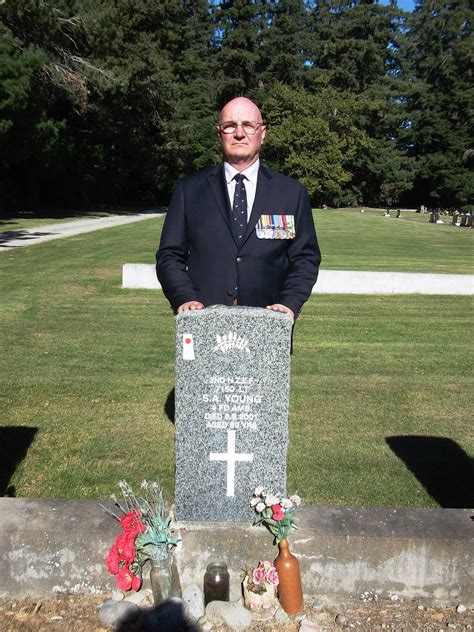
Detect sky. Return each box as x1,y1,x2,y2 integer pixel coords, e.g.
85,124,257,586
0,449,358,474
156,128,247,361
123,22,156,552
380,0,416,12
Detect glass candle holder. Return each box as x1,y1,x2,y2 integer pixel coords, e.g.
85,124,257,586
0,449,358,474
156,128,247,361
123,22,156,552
203,561,230,606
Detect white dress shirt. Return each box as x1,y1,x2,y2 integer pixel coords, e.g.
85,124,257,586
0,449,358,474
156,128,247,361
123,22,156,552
223,160,260,221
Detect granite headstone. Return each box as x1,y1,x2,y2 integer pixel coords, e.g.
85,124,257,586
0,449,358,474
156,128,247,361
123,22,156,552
174,305,292,521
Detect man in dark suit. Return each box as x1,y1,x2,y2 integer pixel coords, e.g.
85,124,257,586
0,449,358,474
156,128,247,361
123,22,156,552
156,97,321,322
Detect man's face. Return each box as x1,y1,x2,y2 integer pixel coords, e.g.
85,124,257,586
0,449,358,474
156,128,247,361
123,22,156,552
218,98,266,170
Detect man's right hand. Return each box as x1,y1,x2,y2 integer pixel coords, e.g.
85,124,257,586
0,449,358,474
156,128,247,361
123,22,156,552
177,301,205,314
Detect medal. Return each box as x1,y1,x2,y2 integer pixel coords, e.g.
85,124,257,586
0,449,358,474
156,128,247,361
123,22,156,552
255,213,296,239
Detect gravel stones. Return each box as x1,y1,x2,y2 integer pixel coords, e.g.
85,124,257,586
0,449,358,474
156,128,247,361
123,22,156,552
183,582,205,621
204,599,252,630
300,618,321,631
123,588,152,605
98,599,140,629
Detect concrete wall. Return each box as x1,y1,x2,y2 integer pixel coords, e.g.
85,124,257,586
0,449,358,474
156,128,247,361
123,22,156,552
1,499,472,605
122,264,474,295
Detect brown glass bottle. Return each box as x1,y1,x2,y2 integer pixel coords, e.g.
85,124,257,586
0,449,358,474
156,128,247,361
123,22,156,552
274,538,304,615
203,562,230,606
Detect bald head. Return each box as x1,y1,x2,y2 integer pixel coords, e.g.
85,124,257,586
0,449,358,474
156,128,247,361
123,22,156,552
219,97,263,124
218,97,266,171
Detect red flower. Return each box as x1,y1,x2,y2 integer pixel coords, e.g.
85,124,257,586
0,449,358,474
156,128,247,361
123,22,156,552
119,510,146,535
271,504,285,521
105,546,120,575
115,532,136,563
116,565,141,592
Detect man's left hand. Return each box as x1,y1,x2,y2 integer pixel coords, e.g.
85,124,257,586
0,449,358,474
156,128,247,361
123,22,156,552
266,303,294,324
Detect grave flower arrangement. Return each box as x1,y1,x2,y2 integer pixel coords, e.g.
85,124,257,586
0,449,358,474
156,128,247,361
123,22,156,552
101,479,179,591
250,486,302,544
242,561,279,612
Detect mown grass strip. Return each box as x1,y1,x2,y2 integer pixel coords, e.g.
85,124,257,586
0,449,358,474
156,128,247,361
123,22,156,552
0,216,472,505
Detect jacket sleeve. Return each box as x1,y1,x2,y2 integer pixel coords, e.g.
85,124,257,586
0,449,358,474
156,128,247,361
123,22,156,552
276,185,321,316
156,180,198,311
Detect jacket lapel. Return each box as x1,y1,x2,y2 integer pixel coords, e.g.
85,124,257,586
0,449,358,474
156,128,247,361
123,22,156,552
207,164,238,244
242,165,273,245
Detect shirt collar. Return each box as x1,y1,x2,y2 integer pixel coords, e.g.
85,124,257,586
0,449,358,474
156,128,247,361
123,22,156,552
224,159,260,185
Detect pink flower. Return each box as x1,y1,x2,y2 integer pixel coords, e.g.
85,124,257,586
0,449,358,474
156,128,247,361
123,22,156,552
266,567,279,586
271,504,285,521
252,566,266,584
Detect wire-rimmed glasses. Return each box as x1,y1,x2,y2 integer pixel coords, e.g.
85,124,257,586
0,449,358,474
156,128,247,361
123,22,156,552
218,121,265,135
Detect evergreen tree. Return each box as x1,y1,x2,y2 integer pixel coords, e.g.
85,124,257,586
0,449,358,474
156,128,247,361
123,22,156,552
257,0,310,92
0,0,91,210
262,82,373,205
306,0,414,205
307,0,400,92
212,0,264,104
401,0,473,207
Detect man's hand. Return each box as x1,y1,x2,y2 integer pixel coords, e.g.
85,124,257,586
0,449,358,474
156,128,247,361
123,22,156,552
266,303,294,324
177,301,205,314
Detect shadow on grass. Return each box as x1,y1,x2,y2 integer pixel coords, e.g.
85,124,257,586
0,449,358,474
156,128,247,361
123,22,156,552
386,435,474,508
0,426,38,496
165,388,175,424
0,229,56,246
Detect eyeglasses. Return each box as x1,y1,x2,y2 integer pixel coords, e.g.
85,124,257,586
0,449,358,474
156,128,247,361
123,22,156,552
218,121,265,135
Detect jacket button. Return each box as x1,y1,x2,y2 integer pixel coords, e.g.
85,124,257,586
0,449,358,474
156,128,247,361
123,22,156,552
226,290,233,296
236,257,242,263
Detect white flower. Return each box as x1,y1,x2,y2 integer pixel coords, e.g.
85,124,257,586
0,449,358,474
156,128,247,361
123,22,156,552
255,502,266,513
290,494,301,506
281,498,293,509
140,480,149,489
253,486,265,496
264,495,280,507
250,497,260,507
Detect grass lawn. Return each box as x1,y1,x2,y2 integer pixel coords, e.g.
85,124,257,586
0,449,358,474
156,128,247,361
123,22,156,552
315,208,472,273
0,215,472,506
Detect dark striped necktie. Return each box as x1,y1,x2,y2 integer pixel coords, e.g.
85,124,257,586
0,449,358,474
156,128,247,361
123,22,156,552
232,173,248,242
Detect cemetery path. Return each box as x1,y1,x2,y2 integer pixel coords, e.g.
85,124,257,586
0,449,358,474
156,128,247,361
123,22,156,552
0,211,163,250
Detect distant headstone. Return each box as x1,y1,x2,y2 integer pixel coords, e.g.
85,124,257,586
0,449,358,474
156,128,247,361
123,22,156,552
174,306,292,521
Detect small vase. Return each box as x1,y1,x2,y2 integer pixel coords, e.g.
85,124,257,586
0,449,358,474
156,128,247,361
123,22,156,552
274,538,304,615
242,576,279,618
149,556,181,605
203,562,230,606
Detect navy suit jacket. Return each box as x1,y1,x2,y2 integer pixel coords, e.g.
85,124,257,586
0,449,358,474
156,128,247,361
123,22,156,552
156,163,321,316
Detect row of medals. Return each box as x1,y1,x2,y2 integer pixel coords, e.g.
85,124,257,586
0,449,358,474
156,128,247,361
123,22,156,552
256,214,295,240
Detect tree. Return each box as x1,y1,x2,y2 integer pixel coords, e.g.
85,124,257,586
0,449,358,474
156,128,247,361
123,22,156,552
257,0,310,92
212,0,264,104
401,0,473,207
261,82,373,205
0,0,92,210
304,0,414,205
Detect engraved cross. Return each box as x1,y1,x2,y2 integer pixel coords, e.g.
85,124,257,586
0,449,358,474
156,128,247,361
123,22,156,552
209,429,253,496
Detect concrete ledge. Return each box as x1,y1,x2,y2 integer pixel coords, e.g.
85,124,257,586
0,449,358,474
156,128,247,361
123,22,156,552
122,264,474,295
123,263,161,290
1,499,472,604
